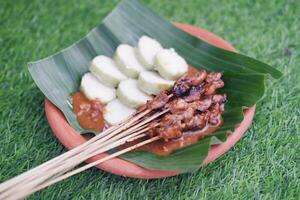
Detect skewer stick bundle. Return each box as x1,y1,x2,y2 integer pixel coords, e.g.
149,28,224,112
0,108,164,199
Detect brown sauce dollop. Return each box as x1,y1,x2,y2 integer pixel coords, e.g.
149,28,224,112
71,92,105,132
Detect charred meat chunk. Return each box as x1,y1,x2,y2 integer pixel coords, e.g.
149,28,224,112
172,79,191,97
191,98,213,112
181,107,195,122
212,80,224,89
212,94,227,104
204,83,216,95
184,114,207,130
207,104,221,125
148,92,170,110
167,98,189,114
206,72,222,83
184,85,205,102
191,70,207,86
159,126,183,141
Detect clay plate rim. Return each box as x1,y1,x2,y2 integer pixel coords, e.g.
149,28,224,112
44,23,256,179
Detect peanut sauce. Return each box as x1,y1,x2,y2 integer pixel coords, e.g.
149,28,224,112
71,92,105,132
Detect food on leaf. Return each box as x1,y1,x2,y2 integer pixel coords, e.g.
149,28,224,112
26,0,283,174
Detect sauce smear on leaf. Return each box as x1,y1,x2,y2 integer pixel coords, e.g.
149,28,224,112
72,92,105,132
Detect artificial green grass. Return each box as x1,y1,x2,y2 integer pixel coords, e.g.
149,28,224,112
0,0,299,199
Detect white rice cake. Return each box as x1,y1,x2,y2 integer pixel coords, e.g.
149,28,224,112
114,44,146,78
117,79,152,108
155,49,188,80
136,36,163,69
80,73,116,104
104,99,136,125
90,55,127,87
138,71,174,95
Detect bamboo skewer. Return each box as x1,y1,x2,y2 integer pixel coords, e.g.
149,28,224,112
1,129,150,200
8,137,161,200
1,108,167,196
39,136,160,190
0,125,145,195
0,109,151,194
0,108,167,199
53,109,166,172
0,94,170,194
0,127,154,199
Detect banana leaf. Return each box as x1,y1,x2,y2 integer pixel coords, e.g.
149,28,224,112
28,0,282,172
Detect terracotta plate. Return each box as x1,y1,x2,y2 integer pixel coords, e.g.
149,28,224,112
45,23,256,179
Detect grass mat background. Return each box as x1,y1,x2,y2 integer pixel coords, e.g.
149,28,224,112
0,0,299,199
